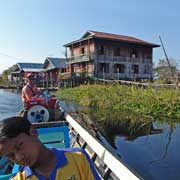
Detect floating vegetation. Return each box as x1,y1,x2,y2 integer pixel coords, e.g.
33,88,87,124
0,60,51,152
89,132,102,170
56,84,180,137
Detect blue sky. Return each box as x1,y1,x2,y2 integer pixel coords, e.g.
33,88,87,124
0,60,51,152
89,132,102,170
0,0,179,73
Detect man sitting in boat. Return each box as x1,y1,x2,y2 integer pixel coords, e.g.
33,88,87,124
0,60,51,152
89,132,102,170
0,116,100,180
22,73,41,105
21,73,61,122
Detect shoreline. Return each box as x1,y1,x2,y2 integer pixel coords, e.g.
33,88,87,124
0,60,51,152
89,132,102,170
0,85,21,89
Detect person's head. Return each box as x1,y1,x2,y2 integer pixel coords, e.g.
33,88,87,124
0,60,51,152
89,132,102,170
26,73,35,85
0,116,41,167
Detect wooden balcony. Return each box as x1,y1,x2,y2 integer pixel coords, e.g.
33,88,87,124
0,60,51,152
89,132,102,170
66,53,94,64
59,72,94,80
67,53,152,65
97,72,152,79
96,55,152,65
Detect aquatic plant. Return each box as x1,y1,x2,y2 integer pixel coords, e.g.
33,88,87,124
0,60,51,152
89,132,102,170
56,84,180,136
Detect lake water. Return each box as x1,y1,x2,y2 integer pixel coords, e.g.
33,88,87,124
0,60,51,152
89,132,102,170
0,89,180,179
0,89,22,120
114,123,180,179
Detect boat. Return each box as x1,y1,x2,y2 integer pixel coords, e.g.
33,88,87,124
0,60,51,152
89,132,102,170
0,94,141,180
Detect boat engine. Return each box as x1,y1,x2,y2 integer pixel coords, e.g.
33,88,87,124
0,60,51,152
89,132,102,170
25,95,59,123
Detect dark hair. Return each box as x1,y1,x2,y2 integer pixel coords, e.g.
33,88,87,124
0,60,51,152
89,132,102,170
0,116,31,139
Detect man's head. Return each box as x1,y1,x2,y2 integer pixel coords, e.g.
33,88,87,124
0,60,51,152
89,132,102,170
0,116,31,139
26,73,34,79
0,116,41,166
26,73,35,85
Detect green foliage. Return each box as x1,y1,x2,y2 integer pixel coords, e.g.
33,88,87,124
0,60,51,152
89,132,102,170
153,58,178,84
2,69,9,81
1,65,16,82
56,84,180,135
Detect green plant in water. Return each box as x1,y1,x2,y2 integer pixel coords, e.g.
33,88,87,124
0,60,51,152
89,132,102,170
56,84,180,136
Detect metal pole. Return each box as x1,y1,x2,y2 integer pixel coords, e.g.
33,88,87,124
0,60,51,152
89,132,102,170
159,35,174,77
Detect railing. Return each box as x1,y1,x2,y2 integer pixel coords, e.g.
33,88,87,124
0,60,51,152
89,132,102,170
64,111,141,180
97,72,152,80
66,53,94,64
59,72,94,79
96,55,152,64
92,78,178,88
66,53,152,65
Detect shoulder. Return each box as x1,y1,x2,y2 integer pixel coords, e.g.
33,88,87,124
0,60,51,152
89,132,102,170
52,148,101,180
53,148,87,162
22,85,28,91
10,166,36,180
55,148,89,163
55,147,86,155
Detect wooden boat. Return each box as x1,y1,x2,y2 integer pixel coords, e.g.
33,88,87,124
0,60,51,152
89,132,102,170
0,108,141,180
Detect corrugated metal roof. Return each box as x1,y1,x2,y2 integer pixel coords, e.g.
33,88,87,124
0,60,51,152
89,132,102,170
17,63,43,69
44,57,66,69
11,63,44,75
64,30,160,48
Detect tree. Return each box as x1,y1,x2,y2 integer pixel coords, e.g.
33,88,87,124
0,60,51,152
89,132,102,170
153,59,178,83
1,65,16,82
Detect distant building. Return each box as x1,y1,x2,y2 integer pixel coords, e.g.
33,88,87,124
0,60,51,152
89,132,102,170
11,62,44,84
43,57,66,87
10,58,67,87
64,30,160,80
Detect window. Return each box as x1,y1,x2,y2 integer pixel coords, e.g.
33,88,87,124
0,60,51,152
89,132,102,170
146,53,152,59
144,65,150,74
99,63,109,73
132,64,139,74
114,64,125,73
81,47,85,55
99,45,104,55
131,49,138,58
61,68,66,73
114,47,120,56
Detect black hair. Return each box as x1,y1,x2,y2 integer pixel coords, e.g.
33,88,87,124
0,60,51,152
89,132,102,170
0,116,31,139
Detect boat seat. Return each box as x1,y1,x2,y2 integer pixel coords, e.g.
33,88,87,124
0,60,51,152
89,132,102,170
0,173,12,180
37,125,70,148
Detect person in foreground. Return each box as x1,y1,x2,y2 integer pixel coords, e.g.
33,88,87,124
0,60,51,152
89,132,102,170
0,116,100,180
22,73,41,104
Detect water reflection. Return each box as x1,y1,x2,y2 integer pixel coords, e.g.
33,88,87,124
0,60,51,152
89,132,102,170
0,89,22,120
114,123,180,180
150,124,174,164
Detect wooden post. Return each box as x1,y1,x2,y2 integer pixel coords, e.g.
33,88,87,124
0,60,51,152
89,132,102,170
50,71,53,88
117,67,119,80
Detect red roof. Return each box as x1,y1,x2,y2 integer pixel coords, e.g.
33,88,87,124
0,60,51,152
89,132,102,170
64,30,160,48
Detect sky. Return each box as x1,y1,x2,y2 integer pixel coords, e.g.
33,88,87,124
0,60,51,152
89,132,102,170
0,0,179,73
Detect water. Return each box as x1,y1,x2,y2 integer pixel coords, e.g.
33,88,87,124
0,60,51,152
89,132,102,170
110,123,180,180
1,89,180,179
0,89,22,120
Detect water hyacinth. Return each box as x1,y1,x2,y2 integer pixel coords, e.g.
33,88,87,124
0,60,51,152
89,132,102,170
56,84,180,136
